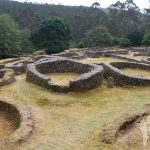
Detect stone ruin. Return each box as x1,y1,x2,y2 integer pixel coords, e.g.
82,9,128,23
26,57,104,92
104,62,150,86
0,97,34,149
0,64,15,86
99,104,150,149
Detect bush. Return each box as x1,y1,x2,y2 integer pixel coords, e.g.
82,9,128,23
126,30,144,46
85,25,112,47
30,17,71,54
142,33,150,46
119,38,132,47
111,37,119,46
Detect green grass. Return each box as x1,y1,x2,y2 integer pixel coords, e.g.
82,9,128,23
0,74,150,150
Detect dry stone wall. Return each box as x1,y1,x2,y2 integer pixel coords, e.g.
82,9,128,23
26,57,103,92
104,62,150,86
0,97,34,148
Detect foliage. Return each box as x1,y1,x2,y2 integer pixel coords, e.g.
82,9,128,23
126,30,144,46
85,25,112,47
0,0,150,51
119,38,132,47
0,13,21,54
142,33,150,46
30,17,71,54
20,29,35,53
111,37,119,46
0,0,149,41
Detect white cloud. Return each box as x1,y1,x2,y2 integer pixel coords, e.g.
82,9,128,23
16,0,149,10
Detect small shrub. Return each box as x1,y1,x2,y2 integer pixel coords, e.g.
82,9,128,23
119,38,132,47
126,30,144,46
85,25,112,47
142,33,150,46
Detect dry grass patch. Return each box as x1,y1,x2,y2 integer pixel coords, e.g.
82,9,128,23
0,75,150,150
47,73,79,86
80,57,127,64
0,58,16,63
121,68,150,77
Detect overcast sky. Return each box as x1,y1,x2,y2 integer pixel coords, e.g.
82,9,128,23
16,0,149,10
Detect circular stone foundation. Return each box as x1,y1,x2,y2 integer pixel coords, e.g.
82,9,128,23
0,68,16,86
104,62,150,86
5,59,34,74
99,104,150,149
26,57,103,92
142,57,150,64
0,97,34,148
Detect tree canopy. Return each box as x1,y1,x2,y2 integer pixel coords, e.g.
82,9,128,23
30,17,71,54
126,30,144,46
0,0,150,53
142,33,150,46
0,13,21,54
86,25,112,47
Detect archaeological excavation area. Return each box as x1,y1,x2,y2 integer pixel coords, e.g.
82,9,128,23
0,47,150,150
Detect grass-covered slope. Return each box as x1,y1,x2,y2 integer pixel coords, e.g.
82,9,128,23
0,74,150,149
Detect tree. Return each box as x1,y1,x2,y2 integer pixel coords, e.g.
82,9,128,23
142,33,150,46
119,38,132,47
107,0,141,36
91,2,100,9
0,14,21,54
21,29,35,53
30,17,71,54
126,30,144,46
85,25,112,47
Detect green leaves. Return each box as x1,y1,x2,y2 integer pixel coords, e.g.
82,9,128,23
30,17,71,54
126,30,144,46
142,33,150,46
118,38,132,47
85,25,112,47
0,14,21,54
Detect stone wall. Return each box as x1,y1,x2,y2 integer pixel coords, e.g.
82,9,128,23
104,62,150,86
99,104,150,144
5,59,34,74
26,57,103,92
142,57,150,64
0,69,16,86
0,97,34,148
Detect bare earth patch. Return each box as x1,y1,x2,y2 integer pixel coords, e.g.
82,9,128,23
121,68,150,77
0,111,16,140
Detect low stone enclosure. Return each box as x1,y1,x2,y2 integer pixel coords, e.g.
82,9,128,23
104,62,150,86
0,64,15,87
53,48,144,65
142,57,150,64
26,57,103,92
0,97,34,149
99,104,150,145
5,59,34,74
53,49,130,60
